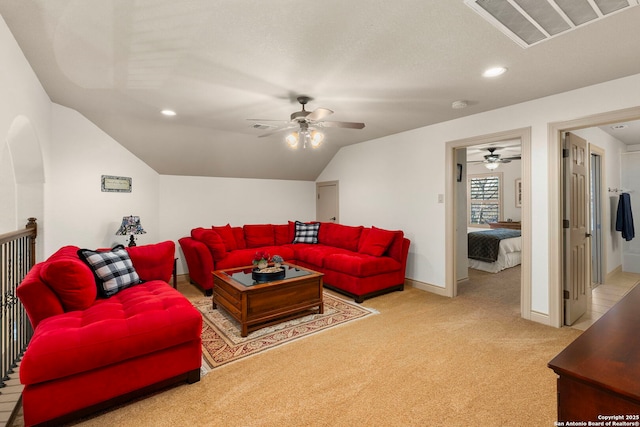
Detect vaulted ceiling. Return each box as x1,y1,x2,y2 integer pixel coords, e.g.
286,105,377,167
2,1,640,180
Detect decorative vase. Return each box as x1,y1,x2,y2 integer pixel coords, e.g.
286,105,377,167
274,262,281,268
257,260,268,270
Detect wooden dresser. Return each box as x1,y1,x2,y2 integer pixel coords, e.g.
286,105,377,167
488,221,521,230
548,285,640,423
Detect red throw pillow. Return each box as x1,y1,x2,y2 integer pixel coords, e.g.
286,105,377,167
46,245,81,261
288,221,296,242
274,224,290,245
244,224,275,248
231,226,246,249
40,258,97,311
191,228,227,261
126,241,175,282
212,224,238,251
318,222,363,252
358,226,396,257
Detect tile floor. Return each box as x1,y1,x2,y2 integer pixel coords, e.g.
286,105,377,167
570,270,640,331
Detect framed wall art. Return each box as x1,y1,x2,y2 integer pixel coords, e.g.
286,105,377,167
101,175,132,193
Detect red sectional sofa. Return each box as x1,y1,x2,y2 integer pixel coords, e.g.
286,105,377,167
17,241,202,427
179,221,410,303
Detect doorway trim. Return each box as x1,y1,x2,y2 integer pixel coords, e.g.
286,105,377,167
589,144,606,287
548,106,640,328
445,127,532,320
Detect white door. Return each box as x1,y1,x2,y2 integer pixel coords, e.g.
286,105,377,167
316,181,338,222
563,132,590,326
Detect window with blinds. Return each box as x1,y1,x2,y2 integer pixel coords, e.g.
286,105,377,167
468,173,503,227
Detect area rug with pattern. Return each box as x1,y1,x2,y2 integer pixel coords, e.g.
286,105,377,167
193,291,377,371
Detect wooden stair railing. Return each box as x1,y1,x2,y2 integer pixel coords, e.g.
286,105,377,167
0,218,37,425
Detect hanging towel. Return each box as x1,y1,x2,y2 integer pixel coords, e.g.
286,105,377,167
615,192,635,241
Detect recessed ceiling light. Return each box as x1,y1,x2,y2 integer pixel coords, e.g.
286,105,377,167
161,109,176,116
483,67,507,78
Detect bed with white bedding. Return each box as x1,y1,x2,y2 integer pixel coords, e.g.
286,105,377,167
468,228,522,273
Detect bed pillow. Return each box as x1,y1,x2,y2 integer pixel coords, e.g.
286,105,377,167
77,245,140,297
358,226,396,257
292,221,320,244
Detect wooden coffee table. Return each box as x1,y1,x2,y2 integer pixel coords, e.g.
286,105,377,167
211,263,324,337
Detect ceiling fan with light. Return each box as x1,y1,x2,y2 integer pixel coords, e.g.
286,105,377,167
248,96,365,149
470,147,521,170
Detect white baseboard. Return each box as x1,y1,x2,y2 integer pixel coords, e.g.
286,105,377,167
406,278,449,297
606,265,622,282
405,279,554,326
528,310,551,326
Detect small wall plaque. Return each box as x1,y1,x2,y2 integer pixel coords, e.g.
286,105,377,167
101,175,132,193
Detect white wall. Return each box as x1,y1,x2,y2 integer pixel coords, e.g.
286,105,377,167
572,127,627,275
621,152,640,273
317,73,640,316
0,146,16,232
159,175,316,274
0,15,50,259
46,105,161,254
1,15,157,258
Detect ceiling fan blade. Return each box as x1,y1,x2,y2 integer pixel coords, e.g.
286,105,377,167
247,118,290,123
502,155,521,160
258,125,297,138
319,121,365,129
306,108,333,121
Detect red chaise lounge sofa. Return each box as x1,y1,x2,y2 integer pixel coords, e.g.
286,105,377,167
17,241,202,426
179,221,410,303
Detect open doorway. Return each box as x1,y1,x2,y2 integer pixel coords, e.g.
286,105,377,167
548,106,640,328
458,141,523,315
563,132,640,330
445,127,533,321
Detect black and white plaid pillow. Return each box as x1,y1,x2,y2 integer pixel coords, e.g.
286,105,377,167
77,245,140,297
293,221,320,244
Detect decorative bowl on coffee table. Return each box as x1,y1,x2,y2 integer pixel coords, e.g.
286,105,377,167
252,266,285,282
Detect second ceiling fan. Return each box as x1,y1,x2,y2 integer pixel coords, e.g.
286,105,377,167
249,96,365,148
469,147,521,169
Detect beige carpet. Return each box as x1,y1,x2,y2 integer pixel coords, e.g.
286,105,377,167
14,270,582,427
194,292,377,370
460,265,522,315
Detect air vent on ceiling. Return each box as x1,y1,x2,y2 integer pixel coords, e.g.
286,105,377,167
465,0,639,48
